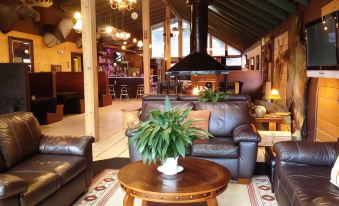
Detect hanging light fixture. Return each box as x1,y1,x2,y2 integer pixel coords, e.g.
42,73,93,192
115,12,131,41
137,40,143,48
133,38,137,43
73,12,82,33
116,31,131,40
110,0,137,11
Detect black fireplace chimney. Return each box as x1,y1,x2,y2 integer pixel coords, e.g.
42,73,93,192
190,0,209,53
166,0,228,76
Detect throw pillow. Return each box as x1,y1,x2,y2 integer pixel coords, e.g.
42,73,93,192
330,155,339,187
186,110,210,132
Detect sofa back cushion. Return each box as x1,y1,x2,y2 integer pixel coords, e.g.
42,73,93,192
0,112,41,169
140,101,194,121
195,101,251,137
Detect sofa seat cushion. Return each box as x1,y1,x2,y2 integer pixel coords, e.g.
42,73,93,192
9,154,86,185
190,137,239,158
277,163,339,205
7,171,61,206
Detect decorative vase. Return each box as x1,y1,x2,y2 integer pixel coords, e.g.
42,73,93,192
157,157,183,175
255,105,266,118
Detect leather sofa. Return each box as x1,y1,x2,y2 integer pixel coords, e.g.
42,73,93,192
0,112,94,206
127,95,261,180
274,141,339,206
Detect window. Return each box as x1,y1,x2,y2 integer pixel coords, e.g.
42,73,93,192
212,37,225,56
207,35,226,56
227,46,241,55
170,22,178,57
182,21,190,56
151,25,164,58
226,57,242,66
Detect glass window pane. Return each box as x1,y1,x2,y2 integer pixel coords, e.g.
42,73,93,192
152,25,164,58
226,57,242,66
228,46,241,55
171,22,178,57
212,37,225,56
182,21,190,56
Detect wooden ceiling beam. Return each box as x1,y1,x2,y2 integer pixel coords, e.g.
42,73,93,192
267,0,296,14
209,14,258,43
245,0,288,20
294,0,308,7
216,1,272,30
208,18,255,46
208,25,247,52
229,0,280,26
209,10,261,39
161,0,183,20
209,5,266,34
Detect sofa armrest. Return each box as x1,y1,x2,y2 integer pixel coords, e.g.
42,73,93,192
273,141,337,166
233,124,261,143
0,174,27,199
39,135,95,156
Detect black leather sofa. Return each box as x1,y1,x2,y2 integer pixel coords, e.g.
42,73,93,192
127,95,261,180
0,112,94,206
274,141,339,206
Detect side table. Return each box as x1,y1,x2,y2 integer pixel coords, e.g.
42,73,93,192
118,158,230,206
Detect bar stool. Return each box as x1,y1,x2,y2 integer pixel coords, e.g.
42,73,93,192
150,83,158,95
136,84,144,98
120,85,129,100
109,85,117,100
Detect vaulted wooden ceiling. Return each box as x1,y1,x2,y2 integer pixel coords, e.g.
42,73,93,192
55,0,309,52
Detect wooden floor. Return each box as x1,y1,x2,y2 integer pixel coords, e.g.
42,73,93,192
41,99,265,162
41,99,142,161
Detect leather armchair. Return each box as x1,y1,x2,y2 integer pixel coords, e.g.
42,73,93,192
0,112,94,206
274,141,339,206
127,95,261,180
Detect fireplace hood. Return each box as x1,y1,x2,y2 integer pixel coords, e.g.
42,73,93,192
166,0,229,76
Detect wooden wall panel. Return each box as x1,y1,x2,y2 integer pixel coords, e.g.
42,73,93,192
0,31,82,72
273,31,288,108
316,78,339,142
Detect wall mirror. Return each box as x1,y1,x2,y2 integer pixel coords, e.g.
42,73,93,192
8,37,34,72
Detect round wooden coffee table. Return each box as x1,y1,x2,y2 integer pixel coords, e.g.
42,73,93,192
118,157,230,206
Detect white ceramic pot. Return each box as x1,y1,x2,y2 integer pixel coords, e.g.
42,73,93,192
255,105,266,118
157,157,183,175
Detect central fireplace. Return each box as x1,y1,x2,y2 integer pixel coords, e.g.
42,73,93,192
166,0,229,88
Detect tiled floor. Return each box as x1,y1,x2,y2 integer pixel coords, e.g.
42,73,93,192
41,99,265,162
41,99,141,161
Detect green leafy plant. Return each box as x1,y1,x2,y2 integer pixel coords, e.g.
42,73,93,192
129,96,212,164
198,88,235,103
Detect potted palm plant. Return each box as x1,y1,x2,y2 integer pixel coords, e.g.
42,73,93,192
198,88,234,103
129,96,212,175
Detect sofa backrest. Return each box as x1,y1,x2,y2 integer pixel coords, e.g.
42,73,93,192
140,101,194,121
0,112,41,169
195,101,251,137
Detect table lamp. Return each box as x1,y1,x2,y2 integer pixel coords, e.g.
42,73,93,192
266,88,281,102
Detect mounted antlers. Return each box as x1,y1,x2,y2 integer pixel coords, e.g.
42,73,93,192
0,0,53,33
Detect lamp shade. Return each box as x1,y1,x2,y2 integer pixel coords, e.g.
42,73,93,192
266,89,281,101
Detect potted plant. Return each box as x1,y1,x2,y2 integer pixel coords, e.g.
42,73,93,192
129,96,212,175
198,88,234,103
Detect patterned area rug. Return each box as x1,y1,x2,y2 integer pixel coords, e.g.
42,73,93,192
74,170,278,206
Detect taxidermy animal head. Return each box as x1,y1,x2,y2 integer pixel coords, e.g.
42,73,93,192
0,0,53,33
44,18,74,48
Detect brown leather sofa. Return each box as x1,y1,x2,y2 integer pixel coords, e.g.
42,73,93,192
0,112,94,206
274,141,339,206
127,95,261,180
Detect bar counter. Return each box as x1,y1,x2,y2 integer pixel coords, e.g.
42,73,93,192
109,76,144,98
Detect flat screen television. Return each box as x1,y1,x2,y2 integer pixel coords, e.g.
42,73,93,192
306,12,339,69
